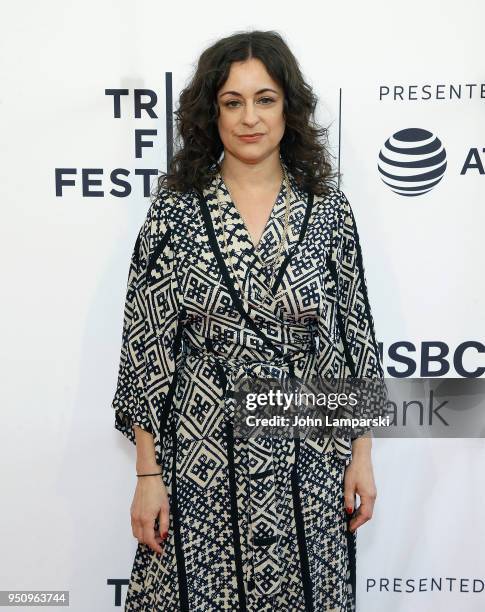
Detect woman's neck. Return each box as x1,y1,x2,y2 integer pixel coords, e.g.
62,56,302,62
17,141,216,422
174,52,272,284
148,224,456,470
219,152,283,191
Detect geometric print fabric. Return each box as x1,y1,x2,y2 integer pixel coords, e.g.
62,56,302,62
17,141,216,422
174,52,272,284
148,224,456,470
112,160,384,610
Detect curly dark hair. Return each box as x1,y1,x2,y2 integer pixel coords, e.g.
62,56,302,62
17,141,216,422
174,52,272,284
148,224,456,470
152,29,340,200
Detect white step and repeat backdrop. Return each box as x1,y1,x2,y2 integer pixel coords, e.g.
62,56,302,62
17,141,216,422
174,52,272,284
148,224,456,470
1,1,483,611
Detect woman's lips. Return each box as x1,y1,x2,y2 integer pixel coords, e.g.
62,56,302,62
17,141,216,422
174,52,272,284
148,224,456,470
238,134,264,142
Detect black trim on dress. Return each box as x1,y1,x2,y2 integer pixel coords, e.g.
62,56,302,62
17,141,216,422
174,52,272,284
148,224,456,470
271,191,314,296
147,228,172,282
226,420,248,611
159,310,186,434
326,256,357,378
171,416,190,611
347,205,384,378
197,190,285,358
291,436,314,611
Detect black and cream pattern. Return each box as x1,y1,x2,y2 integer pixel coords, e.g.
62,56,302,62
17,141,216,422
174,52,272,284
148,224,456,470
111,160,384,611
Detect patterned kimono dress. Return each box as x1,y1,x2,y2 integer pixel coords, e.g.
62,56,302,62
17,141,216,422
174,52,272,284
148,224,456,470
111,160,384,612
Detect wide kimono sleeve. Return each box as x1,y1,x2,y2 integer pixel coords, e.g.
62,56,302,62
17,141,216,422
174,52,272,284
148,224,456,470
328,189,387,451
111,197,183,467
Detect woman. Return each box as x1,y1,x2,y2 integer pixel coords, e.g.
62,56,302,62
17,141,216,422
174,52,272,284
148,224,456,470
112,30,384,612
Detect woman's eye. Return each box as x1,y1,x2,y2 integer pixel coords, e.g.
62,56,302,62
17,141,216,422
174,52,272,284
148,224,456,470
224,97,275,108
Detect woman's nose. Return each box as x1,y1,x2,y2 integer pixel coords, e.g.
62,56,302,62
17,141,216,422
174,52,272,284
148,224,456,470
242,102,259,124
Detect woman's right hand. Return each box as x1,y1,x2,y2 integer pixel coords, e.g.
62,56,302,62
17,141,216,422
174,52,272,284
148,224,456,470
130,475,170,554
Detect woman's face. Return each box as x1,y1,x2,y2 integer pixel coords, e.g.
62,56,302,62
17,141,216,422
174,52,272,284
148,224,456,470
216,58,285,165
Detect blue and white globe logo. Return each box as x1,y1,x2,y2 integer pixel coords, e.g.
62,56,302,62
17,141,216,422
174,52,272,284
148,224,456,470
378,128,447,196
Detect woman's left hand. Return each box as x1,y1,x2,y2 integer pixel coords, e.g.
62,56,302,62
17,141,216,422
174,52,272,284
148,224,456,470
343,445,377,533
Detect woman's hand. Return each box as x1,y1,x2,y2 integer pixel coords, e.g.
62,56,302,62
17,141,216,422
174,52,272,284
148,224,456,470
130,474,170,554
343,438,377,533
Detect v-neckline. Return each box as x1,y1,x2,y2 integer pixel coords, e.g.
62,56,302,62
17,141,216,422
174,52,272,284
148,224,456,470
215,165,289,261
218,173,284,254
199,164,315,311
